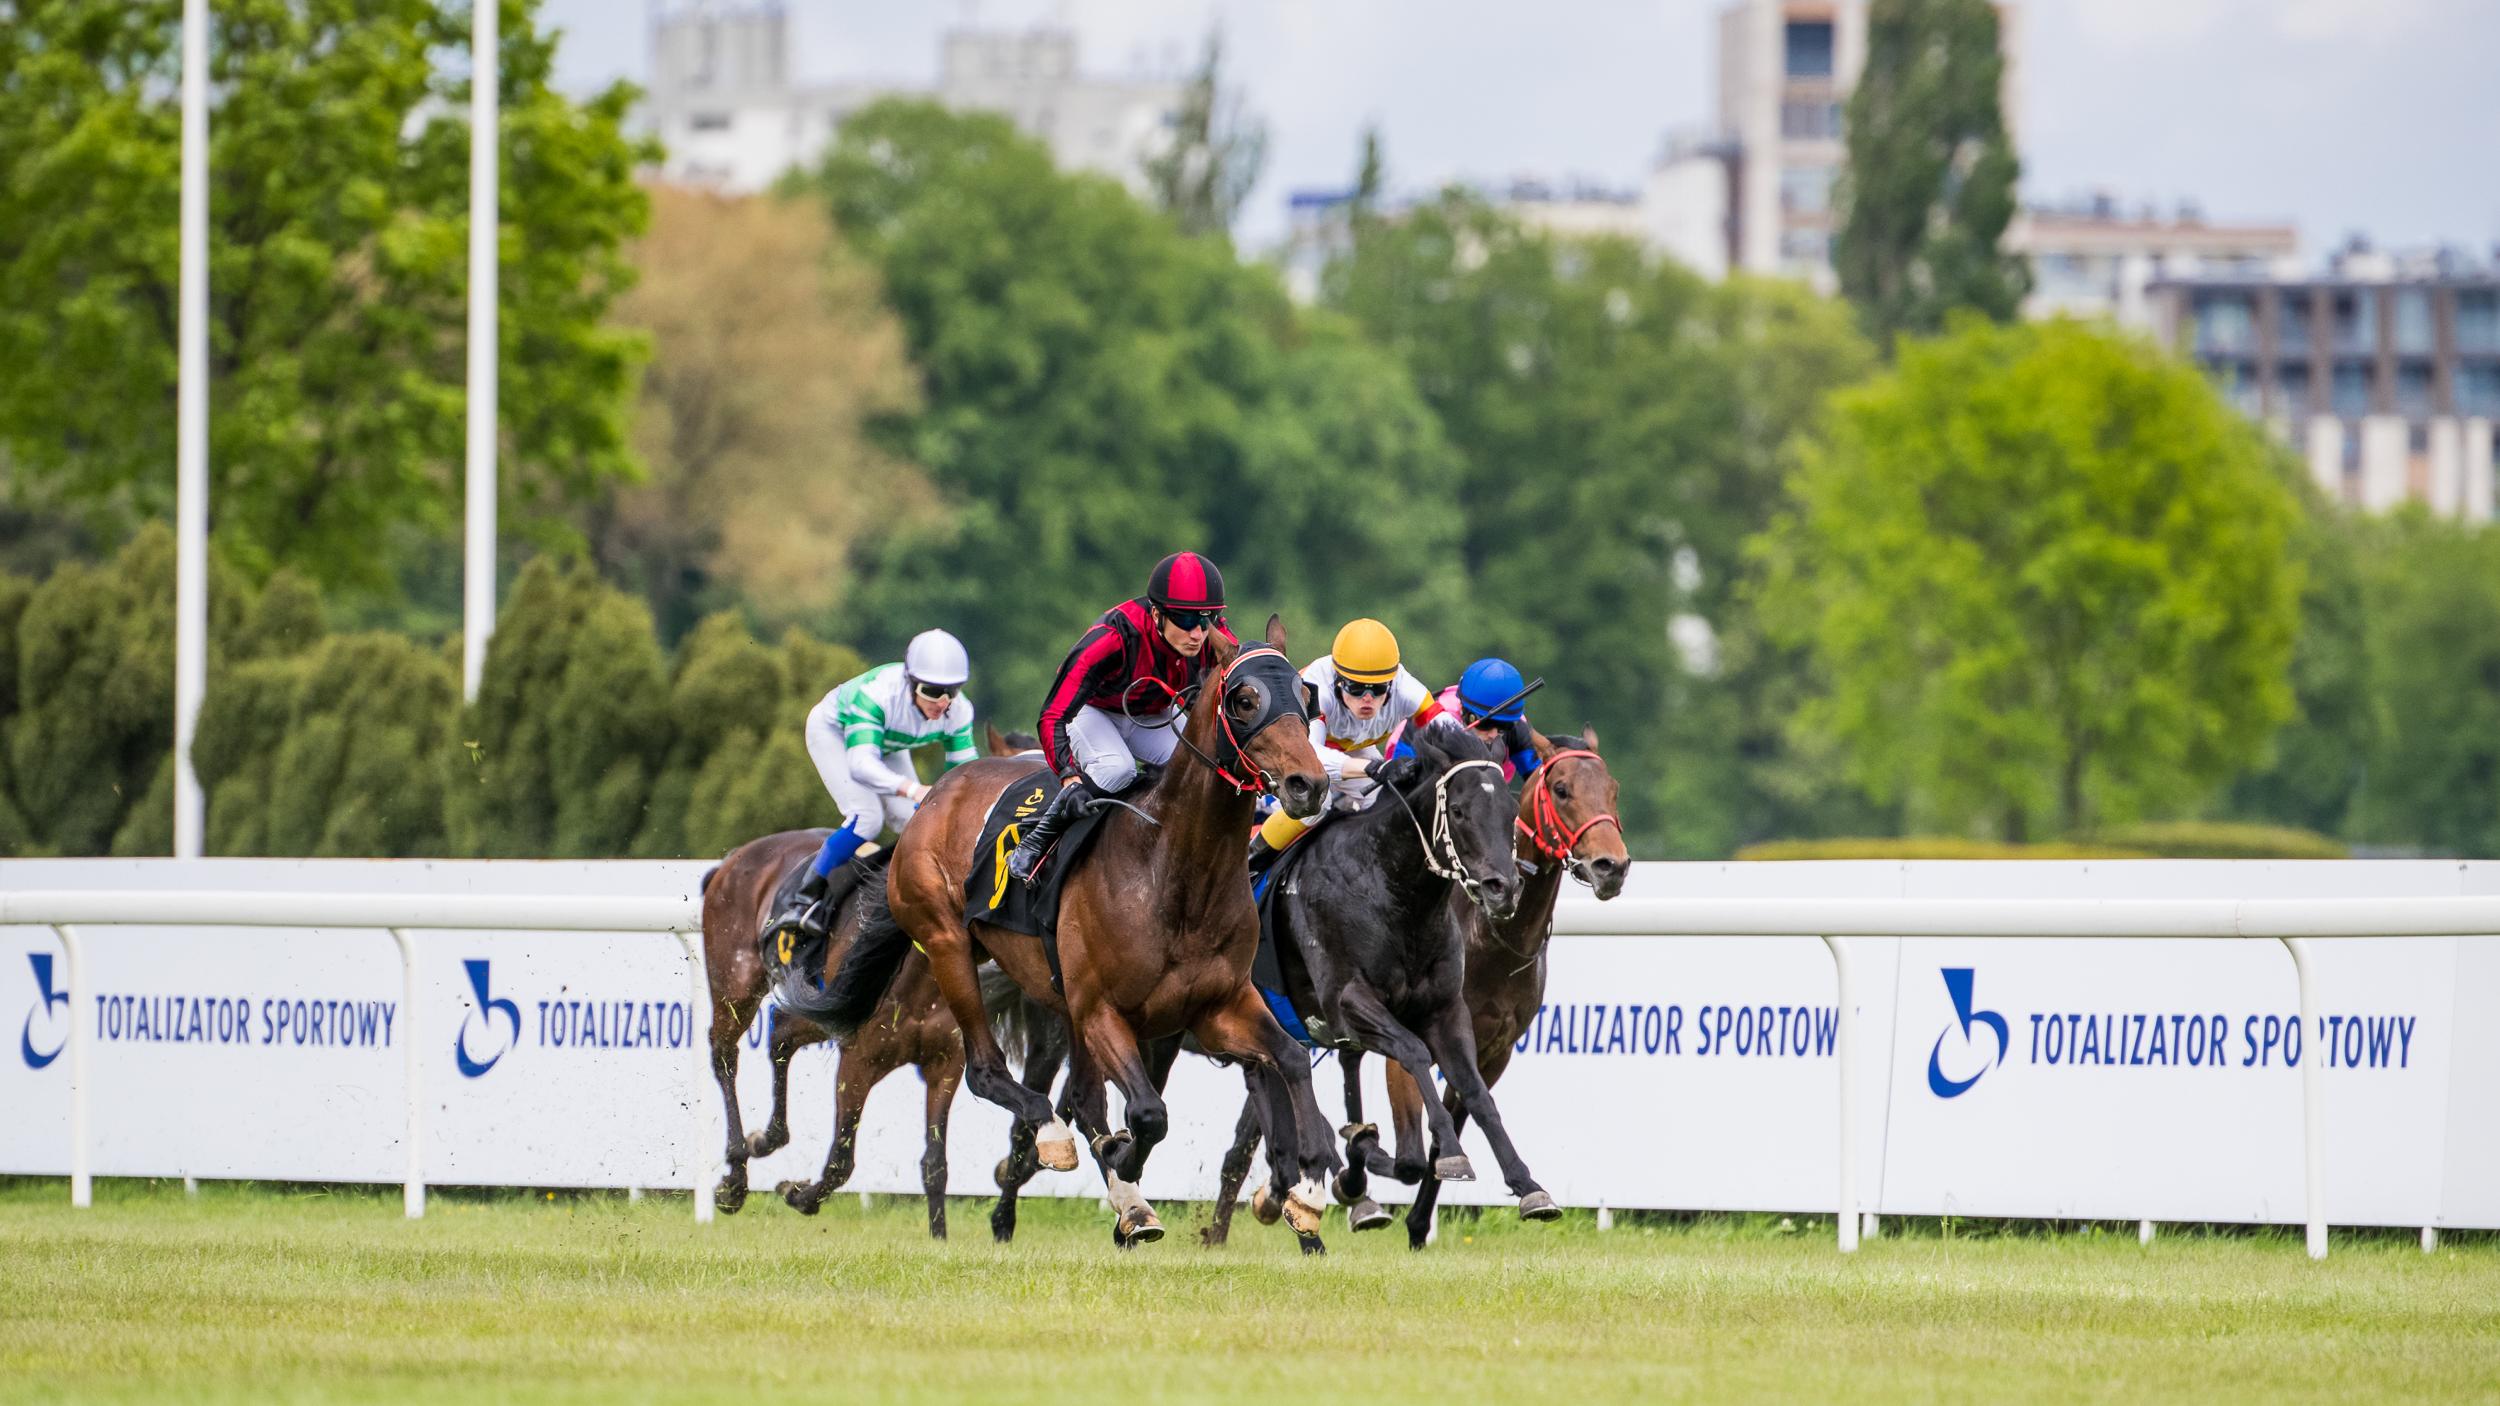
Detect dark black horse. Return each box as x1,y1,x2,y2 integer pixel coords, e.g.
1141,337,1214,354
1203,721,1561,1250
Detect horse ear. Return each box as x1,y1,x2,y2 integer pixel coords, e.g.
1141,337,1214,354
1208,631,1240,669
1264,613,1287,651
1408,722,1450,768
984,722,1010,757
1528,728,1558,763
1582,723,1600,753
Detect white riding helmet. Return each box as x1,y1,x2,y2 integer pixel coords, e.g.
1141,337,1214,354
904,629,971,689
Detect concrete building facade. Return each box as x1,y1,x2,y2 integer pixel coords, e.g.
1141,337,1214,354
2012,197,2299,330
2151,250,2500,521
644,3,1181,194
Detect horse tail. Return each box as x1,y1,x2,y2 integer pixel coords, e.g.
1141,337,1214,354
813,863,912,1038
979,967,1067,1079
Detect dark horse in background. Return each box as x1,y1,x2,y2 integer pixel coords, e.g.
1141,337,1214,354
1203,721,1555,1253
820,617,1344,1246
700,725,1068,1240
1350,731,1630,1248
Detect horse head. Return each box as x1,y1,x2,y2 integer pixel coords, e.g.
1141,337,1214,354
1197,614,1327,818
1406,722,1521,921
1525,726,1628,900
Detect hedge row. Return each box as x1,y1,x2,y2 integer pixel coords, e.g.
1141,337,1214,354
0,528,863,859
1735,823,2348,862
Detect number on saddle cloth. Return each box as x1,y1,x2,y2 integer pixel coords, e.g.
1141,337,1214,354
963,770,1121,992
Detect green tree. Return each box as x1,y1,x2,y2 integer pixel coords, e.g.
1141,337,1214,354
1758,319,2302,839
1326,195,1877,853
446,558,669,856
812,101,1463,726
591,187,925,644
1832,0,2029,346
2222,506,2369,836
0,0,652,592
2347,511,2500,856
1141,32,1268,240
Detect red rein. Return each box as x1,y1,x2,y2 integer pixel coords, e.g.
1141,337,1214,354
1517,749,1621,862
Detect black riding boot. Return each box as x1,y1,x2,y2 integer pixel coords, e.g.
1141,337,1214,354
1007,778,1098,884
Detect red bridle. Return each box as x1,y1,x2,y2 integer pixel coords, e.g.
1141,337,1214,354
1137,644,1301,796
1516,749,1621,863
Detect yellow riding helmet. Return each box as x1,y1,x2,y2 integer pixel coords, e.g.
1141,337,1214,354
1330,618,1401,685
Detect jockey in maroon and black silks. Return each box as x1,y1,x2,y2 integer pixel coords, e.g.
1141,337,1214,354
1011,552,1235,882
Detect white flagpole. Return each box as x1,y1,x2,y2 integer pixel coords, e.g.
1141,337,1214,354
461,0,500,701
173,0,209,859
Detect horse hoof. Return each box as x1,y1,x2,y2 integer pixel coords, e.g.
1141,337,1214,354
1282,1180,1327,1236
1249,1183,1283,1226
1199,1224,1229,1249
1519,1189,1562,1222
743,1131,785,1159
714,1181,748,1216
1037,1121,1079,1172
1297,1232,1327,1256
1348,1197,1392,1232
1434,1154,1477,1183
1118,1206,1164,1245
1393,1160,1427,1186
776,1181,824,1216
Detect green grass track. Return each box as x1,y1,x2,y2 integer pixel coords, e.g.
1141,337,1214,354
3,1179,2496,1403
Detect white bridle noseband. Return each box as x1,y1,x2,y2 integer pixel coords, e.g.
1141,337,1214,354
1386,758,1507,912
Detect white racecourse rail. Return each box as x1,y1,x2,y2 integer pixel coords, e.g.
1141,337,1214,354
6,858,2500,1259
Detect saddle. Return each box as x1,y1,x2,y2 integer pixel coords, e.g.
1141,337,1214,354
963,768,1122,990
760,847,891,1025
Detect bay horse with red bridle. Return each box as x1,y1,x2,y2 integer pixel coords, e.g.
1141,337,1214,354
818,617,1342,1245
1348,730,1630,1247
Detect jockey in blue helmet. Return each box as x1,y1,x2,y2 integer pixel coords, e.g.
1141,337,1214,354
1424,657,1543,780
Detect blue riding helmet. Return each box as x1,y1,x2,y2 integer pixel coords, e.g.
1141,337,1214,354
1457,658,1529,722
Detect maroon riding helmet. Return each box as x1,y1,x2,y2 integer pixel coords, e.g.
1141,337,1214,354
1146,551,1225,614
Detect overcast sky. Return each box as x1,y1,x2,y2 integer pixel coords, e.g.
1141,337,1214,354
539,0,2499,259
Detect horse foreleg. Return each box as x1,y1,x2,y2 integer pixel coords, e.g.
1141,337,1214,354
709,999,755,1215
781,1043,879,1214
1382,1059,1430,1184
1423,1002,1556,1219
1191,985,1335,1241
920,1046,963,1240
989,1012,1067,1245
1071,1006,1168,1244
1199,1091,1266,1248
1332,981,1473,1184
747,1006,822,1160
1055,1040,1160,1247
917,923,1074,1170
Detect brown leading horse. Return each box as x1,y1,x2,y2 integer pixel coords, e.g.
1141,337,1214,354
1350,729,1631,1247
819,616,1341,1246
699,725,1063,1239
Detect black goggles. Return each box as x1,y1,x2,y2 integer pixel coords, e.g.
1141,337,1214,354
1162,607,1221,632
1336,678,1393,699
911,679,961,703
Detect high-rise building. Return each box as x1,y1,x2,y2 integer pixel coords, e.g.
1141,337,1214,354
1699,0,2020,290
644,3,1181,194
2151,246,2500,521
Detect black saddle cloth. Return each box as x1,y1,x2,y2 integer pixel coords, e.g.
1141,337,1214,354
963,768,1116,941
762,846,889,1025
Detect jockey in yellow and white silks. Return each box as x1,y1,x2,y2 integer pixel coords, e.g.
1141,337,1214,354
1247,618,1448,868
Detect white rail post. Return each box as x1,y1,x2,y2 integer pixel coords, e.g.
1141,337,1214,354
461,0,500,700
55,925,90,1208
677,931,714,1224
390,929,424,1219
1821,935,1858,1253
2280,936,2327,1260
172,0,209,858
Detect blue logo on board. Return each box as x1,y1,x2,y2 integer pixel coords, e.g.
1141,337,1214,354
20,952,69,1071
1928,967,2008,1099
454,959,522,1078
